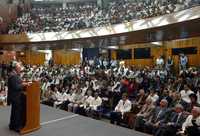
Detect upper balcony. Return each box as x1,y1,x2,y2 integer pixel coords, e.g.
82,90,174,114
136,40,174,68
0,1,200,50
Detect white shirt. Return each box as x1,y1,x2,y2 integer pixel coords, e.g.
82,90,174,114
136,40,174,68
180,90,194,103
81,87,88,96
81,95,94,108
180,56,188,65
41,82,50,91
115,99,132,115
156,58,164,65
62,93,70,101
123,68,129,77
0,90,7,101
111,60,117,67
54,91,63,101
111,82,121,92
197,91,200,105
103,60,108,67
89,60,94,66
54,92,68,107
182,115,200,132
68,93,76,102
147,94,159,103
90,96,102,110
84,66,90,74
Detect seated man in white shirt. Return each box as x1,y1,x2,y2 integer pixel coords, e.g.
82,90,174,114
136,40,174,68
68,89,83,113
78,90,94,115
53,88,69,108
87,92,102,118
52,87,64,108
180,85,194,104
0,88,7,106
178,106,200,136
110,93,132,125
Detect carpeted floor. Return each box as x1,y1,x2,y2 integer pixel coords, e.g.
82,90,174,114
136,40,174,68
0,105,149,136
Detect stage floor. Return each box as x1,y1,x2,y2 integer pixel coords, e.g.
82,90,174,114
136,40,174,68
0,105,149,136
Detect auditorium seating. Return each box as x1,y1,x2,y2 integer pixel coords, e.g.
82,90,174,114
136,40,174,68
5,0,200,34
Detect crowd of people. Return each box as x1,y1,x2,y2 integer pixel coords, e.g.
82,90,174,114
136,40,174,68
0,53,200,136
7,0,200,34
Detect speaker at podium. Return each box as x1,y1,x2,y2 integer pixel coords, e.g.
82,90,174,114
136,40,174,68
20,81,41,135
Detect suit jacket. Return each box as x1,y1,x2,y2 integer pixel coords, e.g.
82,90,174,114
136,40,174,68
164,111,186,128
137,104,155,118
148,106,169,123
135,94,147,105
174,82,184,92
7,72,23,104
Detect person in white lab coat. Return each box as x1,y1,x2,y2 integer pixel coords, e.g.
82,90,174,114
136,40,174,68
178,106,200,136
86,92,102,117
77,90,94,115
110,93,132,125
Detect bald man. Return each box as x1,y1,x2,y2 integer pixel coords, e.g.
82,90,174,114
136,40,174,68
180,106,200,136
7,61,26,132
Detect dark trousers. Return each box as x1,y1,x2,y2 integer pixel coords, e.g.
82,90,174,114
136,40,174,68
110,112,122,124
9,99,23,130
59,100,70,111
186,126,200,136
134,116,145,132
155,125,178,136
143,121,155,134
112,92,121,110
42,99,55,107
77,107,86,116
9,93,26,130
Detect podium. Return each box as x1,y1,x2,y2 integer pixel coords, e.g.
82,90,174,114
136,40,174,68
20,81,41,135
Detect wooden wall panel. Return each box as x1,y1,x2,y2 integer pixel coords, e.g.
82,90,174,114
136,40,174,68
0,34,30,42
119,43,164,67
111,50,117,60
16,51,45,65
164,37,200,70
53,50,80,65
0,51,16,64
119,37,200,68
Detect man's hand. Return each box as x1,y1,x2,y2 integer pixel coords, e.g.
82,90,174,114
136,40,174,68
154,122,160,127
115,109,121,112
167,122,174,126
22,82,32,86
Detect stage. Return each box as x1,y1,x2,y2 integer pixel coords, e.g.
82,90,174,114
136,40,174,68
0,105,149,136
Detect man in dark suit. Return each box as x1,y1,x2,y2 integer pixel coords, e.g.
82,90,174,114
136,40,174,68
7,61,26,132
143,99,169,134
155,104,186,136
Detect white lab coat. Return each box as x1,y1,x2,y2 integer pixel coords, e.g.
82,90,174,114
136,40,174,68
90,96,102,110
182,115,200,132
115,99,132,115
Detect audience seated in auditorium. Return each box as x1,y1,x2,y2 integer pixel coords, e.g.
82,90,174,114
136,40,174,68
6,0,200,34
1,55,200,136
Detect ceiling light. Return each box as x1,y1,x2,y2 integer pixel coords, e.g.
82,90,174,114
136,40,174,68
151,42,162,46
107,46,119,49
71,48,81,51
